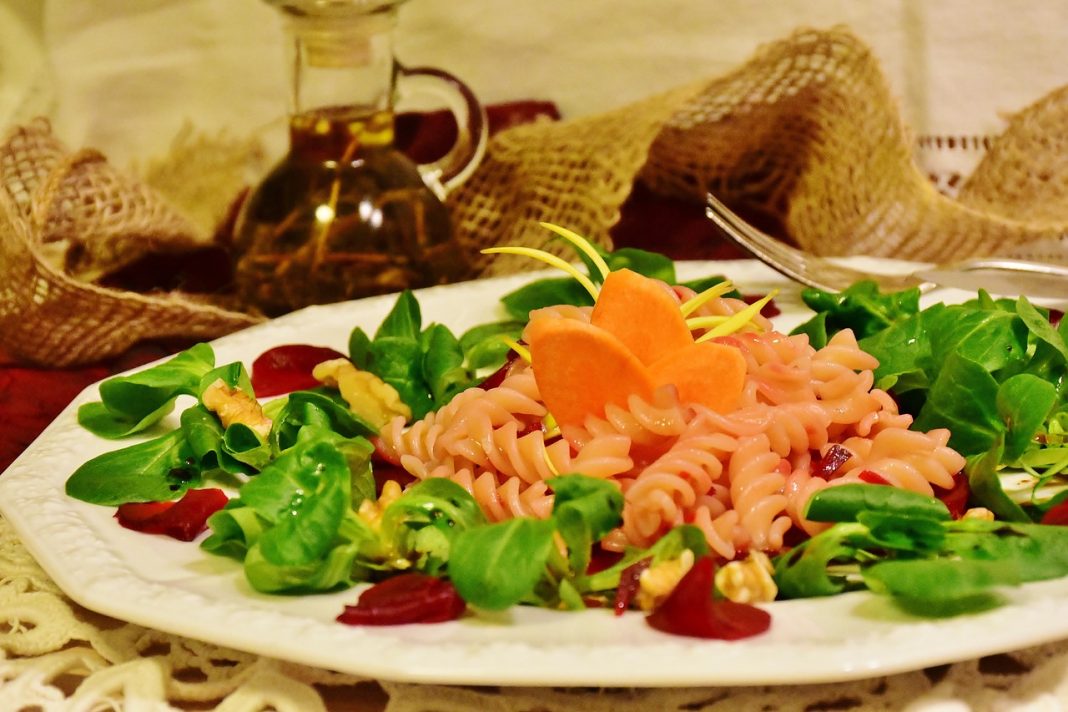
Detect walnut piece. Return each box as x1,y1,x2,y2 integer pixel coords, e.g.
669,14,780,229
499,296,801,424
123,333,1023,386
715,551,777,604
312,358,412,429
357,479,403,531
356,480,410,569
636,549,695,611
962,507,996,521
201,378,272,439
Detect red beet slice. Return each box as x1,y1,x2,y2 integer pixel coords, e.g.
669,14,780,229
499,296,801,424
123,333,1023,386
811,444,853,479
251,344,347,397
477,350,520,391
646,556,771,640
1042,500,1068,526
934,471,970,520
613,557,651,616
586,545,624,575
115,488,229,541
858,470,892,486
337,573,466,625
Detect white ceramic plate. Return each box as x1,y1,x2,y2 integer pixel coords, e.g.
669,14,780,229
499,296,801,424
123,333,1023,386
3,258,1068,687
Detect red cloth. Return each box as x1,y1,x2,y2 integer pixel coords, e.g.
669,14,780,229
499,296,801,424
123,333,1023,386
0,100,748,474
0,344,172,472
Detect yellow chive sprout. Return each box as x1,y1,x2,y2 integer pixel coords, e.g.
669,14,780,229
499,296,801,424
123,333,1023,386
481,246,600,302
679,280,735,317
499,335,532,364
684,315,732,331
696,290,778,342
537,222,611,281
541,443,561,476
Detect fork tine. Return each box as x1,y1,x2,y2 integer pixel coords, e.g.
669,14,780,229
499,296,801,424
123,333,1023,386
705,194,801,264
705,195,769,248
705,194,839,291
705,194,928,294
709,199,817,271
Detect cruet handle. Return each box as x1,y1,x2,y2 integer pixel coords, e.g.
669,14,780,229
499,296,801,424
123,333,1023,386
395,63,488,198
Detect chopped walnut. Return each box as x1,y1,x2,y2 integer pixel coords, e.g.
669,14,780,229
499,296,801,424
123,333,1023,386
356,479,410,569
962,507,995,521
312,358,411,429
201,378,272,439
715,551,777,604
357,479,404,531
636,549,695,611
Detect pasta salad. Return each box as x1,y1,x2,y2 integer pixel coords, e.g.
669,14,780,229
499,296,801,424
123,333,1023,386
64,230,1068,639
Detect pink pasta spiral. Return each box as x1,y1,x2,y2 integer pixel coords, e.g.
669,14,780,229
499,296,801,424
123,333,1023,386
379,312,966,560
621,412,735,544
377,365,632,521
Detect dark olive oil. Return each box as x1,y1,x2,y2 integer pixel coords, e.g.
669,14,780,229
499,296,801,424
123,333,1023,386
233,107,468,316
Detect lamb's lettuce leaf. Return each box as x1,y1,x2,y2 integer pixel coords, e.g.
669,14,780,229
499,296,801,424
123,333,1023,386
792,280,921,349
78,343,216,438
347,291,510,420
65,428,199,505
774,484,1068,614
794,286,1068,518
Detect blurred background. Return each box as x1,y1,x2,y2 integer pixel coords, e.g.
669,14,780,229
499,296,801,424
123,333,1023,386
5,0,1068,185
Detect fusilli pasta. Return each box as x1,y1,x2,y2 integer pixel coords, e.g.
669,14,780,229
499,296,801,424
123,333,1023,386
377,293,966,561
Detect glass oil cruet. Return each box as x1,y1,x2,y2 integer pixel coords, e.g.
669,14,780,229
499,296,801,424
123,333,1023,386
233,0,487,316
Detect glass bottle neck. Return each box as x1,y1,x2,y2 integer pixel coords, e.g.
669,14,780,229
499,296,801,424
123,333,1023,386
280,7,398,157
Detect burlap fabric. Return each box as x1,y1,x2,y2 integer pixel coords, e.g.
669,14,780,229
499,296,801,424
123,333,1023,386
458,27,1068,271
2,26,1067,366
0,119,261,366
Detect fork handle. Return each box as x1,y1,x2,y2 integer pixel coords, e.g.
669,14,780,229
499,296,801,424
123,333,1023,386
951,258,1068,277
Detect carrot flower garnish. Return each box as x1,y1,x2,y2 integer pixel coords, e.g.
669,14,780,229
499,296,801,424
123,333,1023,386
483,225,767,428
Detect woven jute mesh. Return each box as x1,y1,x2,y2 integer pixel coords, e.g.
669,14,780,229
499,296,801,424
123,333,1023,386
2,26,1067,366
0,121,261,367
451,27,1068,268
448,81,706,277
639,29,1068,263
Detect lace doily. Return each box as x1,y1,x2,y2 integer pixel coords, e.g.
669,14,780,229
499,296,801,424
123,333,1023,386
5,514,1068,711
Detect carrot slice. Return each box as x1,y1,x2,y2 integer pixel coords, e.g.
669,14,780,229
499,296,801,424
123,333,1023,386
529,319,656,429
590,269,693,366
648,341,747,414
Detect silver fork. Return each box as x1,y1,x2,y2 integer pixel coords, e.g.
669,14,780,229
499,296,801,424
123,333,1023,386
705,193,1068,298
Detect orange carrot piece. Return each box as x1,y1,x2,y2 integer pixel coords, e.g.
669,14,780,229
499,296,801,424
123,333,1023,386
529,319,656,429
590,269,693,366
648,341,747,414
